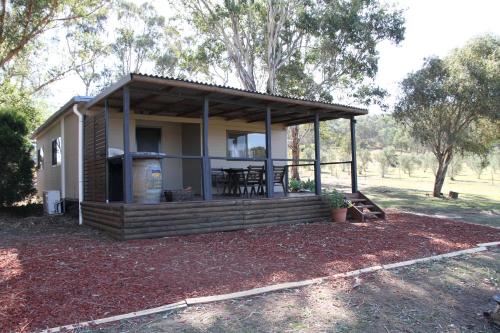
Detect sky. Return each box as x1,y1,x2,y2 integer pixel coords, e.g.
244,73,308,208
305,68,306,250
47,0,500,114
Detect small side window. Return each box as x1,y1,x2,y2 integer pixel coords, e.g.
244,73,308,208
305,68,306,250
51,137,61,166
37,148,44,170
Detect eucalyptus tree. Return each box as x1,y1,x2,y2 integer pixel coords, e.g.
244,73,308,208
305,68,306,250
0,0,104,91
394,35,500,196
174,0,405,179
66,10,110,95
110,0,178,77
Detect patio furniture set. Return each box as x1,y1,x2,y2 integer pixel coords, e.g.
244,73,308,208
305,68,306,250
212,165,288,197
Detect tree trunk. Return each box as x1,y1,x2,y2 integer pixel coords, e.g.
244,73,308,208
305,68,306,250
290,125,300,180
433,153,452,197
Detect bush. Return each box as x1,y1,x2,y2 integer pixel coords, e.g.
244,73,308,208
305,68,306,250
399,153,421,177
374,148,397,177
328,189,350,209
0,108,36,206
288,178,315,192
289,178,301,192
301,179,315,192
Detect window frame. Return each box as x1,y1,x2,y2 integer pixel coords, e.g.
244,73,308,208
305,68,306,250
37,147,44,170
136,126,162,153
51,137,61,166
226,130,266,159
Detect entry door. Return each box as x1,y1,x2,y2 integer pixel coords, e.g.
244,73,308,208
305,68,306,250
136,127,161,152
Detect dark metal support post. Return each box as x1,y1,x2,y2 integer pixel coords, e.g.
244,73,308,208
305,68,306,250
123,86,133,203
265,106,273,198
104,99,109,203
314,113,321,195
202,97,212,200
350,116,358,193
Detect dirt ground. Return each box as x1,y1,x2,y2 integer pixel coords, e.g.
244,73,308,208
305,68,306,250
81,248,500,333
1,211,499,332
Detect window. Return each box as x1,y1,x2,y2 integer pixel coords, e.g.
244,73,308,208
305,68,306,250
136,127,161,153
51,137,61,166
226,131,266,158
37,148,44,170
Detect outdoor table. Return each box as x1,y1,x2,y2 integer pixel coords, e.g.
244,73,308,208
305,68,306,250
222,168,247,196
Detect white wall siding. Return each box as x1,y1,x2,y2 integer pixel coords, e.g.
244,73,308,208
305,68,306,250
35,122,62,197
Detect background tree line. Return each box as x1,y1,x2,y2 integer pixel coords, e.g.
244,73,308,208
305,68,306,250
0,0,498,205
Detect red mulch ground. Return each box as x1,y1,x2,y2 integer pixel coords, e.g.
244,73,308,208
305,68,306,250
1,212,499,332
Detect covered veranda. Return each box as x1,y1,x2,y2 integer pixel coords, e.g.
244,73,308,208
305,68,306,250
80,73,367,239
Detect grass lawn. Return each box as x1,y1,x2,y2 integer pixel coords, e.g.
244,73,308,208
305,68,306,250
80,248,500,333
307,161,500,228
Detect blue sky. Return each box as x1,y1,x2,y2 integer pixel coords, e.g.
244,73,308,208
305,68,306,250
47,0,500,114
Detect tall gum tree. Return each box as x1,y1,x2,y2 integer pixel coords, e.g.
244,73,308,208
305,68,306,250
394,35,500,197
175,0,405,180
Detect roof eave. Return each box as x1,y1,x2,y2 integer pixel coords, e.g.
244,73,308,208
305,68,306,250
31,96,92,139
84,74,132,110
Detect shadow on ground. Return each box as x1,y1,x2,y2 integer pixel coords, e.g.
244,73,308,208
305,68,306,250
364,186,500,227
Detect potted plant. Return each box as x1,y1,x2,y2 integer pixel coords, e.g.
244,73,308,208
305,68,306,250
329,190,351,223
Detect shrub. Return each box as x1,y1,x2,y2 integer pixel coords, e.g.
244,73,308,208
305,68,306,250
328,189,351,209
301,179,315,192
289,178,301,192
399,153,421,177
374,148,397,178
0,108,36,206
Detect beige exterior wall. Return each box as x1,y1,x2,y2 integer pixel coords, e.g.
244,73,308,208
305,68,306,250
107,109,288,192
35,107,288,199
35,121,62,197
64,113,79,199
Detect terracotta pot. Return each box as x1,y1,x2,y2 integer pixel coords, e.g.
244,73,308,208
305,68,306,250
331,208,348,223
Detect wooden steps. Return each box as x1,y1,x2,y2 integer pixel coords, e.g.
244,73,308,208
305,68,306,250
345,192,385,222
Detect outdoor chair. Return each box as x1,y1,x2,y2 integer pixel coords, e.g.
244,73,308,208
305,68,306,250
211,168,227,194
246,165,265,196
273,165,288,196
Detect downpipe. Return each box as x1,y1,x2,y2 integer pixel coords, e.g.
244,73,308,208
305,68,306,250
72,104,84,225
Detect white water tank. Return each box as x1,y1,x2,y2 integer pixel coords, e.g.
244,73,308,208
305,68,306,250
43,190,61,215
133,159,162,203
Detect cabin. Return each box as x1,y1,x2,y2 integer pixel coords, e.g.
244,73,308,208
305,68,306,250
32,73,384,240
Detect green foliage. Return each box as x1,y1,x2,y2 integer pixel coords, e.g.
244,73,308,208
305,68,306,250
358,149,372,175
399,154,421,177
111,0,174,77
65,7,110,95
356,115,397,149
288,178,301,192
0,0,105,93
0,108,36,206
490,149,500,174
177,0,404,101
0,82,46,132
374,148,397,178
288,178,315,192
394,35,500,196
301,179,315,192
449,156,463,180
469,155,490,179
328,189,350,209
422,152,437,174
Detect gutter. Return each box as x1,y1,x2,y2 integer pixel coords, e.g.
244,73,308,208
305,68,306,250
72,104,84,226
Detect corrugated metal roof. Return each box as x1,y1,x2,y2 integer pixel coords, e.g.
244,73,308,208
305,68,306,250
31,96,92,139
130,73,368,112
